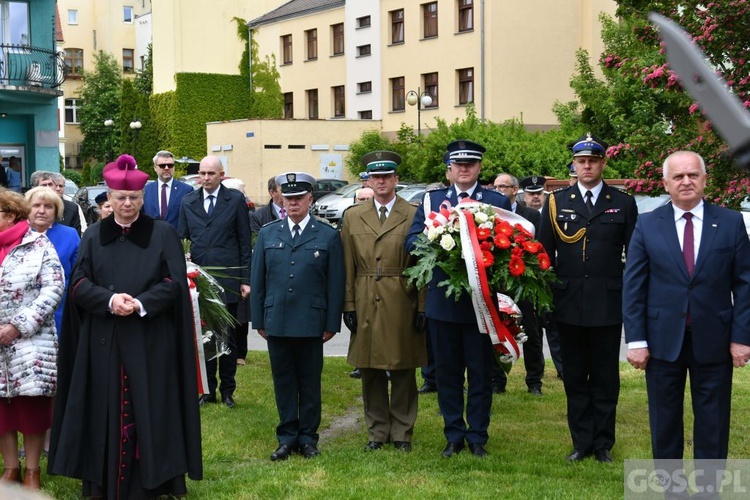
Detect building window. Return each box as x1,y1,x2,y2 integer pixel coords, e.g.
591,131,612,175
359,110,373,120
331,23,344,55
64,48,84,77
307,89,319,119
123,6,134,23
458,67,474,105
332,85,345,117
357,16,371,29
281,34,293,64
391,77,405,111
123,49,134,72
64,99,82,124
68,9,78,25
390,9,404,44
305,29,317,60
357,44,371,57
357,81,372,94
424,72,438,107
1,1,30,45
458,0,473,32
423,2,438,38
283,92,294,119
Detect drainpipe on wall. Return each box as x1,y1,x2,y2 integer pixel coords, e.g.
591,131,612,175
480,0,485,121
248,27,254,90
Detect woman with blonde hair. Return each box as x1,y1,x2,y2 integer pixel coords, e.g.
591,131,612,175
0,189,64,489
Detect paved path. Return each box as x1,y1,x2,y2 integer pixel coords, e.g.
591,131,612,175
246,322,630,362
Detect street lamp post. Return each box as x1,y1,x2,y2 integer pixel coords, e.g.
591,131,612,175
129,119,142,159
104,119,114,162
406,87,433,137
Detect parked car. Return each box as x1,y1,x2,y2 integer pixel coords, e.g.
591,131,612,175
312,184,360,222
179,174,201,189
74,184,109,223
397,184,427,206
313,178,348,201
64,178,79,198
634,194,670,214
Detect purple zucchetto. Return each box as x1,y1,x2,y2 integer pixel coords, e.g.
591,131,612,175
102,154,150,191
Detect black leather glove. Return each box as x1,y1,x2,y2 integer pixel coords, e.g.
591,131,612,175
415,312,427,333
343,312,358,333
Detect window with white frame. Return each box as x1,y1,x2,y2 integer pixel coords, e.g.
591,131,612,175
0,1,30,45
68,9,78,25
65,99,82,124
123,6,134,23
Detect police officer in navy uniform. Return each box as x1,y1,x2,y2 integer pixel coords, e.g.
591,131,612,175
538,133,638,463
406,140,511,458
250,172,345,461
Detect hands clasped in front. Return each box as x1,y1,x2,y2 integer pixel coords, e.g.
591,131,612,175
111,293,140,317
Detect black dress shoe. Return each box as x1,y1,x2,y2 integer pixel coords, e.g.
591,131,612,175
270,444,294,461
393,441,412,452
468,443,488,457
527,386,543,397
491,383,506,394
565,449,593,462
364,441,384,451
418,383,437,394
349,368,361,379
441,442,465,458
299,443,320,459
222,396,236,408
198,394,217,406
594,449,613,463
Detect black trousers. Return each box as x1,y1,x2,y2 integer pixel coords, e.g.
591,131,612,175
420,324,436,387
558,322,621,452
267,336,324,447
492,301,544,389
205,302,238,398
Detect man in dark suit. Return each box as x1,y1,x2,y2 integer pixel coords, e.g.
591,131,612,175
490,173,544,396
178,155,252,409
623,151,750,461
250,176,285,235
143,150,194,229
406,140,510,458
251,172,344,461
538,133,637,463
30,171,84,236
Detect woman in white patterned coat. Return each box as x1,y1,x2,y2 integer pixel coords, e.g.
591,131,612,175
0,190,64,490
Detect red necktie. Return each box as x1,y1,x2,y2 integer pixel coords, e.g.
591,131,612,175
682,212,694,276
160,183,168,219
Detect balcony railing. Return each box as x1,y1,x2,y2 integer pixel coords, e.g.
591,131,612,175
0,44,66,89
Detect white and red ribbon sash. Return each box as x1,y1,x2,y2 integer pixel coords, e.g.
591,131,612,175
187,266,209,395
454,205,521,362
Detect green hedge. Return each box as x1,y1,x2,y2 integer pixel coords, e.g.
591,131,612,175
169,73,254,161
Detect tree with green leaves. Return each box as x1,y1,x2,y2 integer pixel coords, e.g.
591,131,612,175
77,51,122,162
555,1,750,207
134,43,153,95
249,33,283,118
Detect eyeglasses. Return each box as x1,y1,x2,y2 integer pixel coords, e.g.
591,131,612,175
111,194,143,202
157,163,174,169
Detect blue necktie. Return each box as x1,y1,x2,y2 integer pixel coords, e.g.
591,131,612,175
207,195,215,216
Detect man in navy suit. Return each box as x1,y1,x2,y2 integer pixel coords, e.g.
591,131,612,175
406,140,510,458
623,151,750,460
143,150,194,229
179,155,252,409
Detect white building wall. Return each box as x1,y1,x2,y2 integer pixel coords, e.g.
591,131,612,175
135,12,152,72
345,1,381,120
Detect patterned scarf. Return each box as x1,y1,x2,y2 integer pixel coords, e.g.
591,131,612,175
0,220,29,265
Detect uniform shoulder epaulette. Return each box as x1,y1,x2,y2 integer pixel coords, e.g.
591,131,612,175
313,216,334,228
261,218,282,229
551,186,569,194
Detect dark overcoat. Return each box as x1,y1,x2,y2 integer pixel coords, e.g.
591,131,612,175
48,215,202,491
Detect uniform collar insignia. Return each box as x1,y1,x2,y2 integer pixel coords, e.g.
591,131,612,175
476,191,483,200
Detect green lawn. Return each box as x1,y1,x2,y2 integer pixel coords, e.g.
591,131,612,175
33,353,750,498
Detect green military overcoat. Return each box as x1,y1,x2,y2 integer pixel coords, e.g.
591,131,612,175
341,196,427,370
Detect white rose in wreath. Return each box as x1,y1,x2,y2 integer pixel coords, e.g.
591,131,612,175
440,234,456,251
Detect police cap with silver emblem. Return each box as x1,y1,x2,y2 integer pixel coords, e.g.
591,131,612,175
569,132,608,158
361,150,401,175
276,172,316,197
519,175,545,193
446,140,486,163
359,172,370,181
